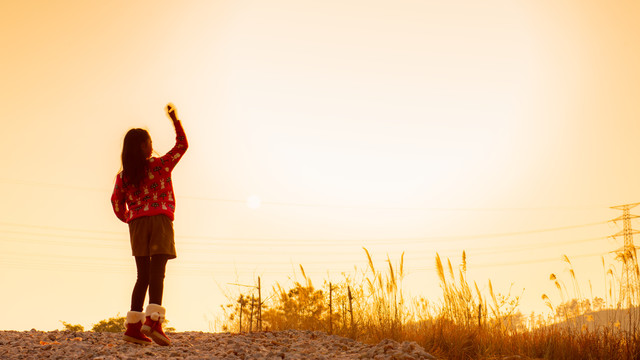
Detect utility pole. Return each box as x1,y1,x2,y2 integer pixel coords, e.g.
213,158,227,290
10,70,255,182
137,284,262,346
228,277,263,332
610,202,640,307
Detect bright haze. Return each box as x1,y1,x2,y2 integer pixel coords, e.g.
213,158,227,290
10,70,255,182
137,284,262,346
1,0,639,331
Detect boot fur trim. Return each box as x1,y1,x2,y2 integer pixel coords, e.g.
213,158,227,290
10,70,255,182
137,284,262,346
125,311,146,325
145,304,166,322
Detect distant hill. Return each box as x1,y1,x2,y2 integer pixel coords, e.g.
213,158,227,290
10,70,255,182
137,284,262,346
551,307,640,332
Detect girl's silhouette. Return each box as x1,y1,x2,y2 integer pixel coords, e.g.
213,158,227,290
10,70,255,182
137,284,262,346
111,103,188,346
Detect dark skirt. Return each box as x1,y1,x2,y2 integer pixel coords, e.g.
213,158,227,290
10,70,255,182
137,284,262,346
128,215,176,259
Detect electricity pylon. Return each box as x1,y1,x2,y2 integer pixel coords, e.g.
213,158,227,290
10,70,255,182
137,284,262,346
610,202,640,307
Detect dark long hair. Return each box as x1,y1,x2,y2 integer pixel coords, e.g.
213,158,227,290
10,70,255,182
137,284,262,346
121,128,150,187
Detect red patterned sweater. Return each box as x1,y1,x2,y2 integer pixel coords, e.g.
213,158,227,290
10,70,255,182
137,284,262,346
111,120,188,223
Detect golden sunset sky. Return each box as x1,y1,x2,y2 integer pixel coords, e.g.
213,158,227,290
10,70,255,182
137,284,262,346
1,0,639,331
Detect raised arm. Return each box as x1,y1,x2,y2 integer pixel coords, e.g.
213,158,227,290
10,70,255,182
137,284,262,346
166,103,179,122
159,103,188,170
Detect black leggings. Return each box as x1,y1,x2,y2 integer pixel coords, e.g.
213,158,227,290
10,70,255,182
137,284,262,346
130,255,169,312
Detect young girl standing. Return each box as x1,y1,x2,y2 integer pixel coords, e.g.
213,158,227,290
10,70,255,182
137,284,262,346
111,104,188,346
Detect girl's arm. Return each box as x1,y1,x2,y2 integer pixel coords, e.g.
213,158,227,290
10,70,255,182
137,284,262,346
159,103,188,170
111,173,128,222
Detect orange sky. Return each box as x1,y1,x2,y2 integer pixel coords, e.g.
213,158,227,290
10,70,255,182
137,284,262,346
1,0,639,331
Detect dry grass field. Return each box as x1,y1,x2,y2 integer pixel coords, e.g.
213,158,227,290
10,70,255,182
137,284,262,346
218,249,640,360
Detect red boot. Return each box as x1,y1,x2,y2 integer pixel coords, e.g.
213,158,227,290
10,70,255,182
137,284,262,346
141,304,171,346
123,311,152,345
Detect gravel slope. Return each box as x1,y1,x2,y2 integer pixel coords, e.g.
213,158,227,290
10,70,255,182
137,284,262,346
0,329,437,359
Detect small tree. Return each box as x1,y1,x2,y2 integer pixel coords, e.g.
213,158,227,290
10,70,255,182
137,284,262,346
163,320,176,333
92,315,126,333
60,321,84,332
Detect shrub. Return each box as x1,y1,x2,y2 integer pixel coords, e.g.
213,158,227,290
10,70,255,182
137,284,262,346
91,315,126,333
60,321,84,332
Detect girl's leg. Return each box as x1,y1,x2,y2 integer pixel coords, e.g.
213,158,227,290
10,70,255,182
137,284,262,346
131,256,151,312
148,255,169,305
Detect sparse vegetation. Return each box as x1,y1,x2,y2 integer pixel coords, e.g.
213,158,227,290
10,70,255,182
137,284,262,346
59,321,84,332
219,248,640,360
62,315,175,333
91,315,126,333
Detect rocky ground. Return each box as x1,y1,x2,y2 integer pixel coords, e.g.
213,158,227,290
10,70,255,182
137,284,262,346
0,329,437,359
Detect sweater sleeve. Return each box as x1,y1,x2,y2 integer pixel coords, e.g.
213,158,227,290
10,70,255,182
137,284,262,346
111,173,128,223
158,120,188,171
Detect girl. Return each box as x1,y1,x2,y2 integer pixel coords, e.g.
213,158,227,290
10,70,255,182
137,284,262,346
111,103,188,346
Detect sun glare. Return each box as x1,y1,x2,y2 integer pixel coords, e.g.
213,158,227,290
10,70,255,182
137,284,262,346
247,195,262,209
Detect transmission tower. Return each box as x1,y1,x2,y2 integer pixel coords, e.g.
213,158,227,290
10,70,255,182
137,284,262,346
610,202,640,307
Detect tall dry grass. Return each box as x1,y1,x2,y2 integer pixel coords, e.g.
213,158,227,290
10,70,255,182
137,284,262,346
218,249,640,360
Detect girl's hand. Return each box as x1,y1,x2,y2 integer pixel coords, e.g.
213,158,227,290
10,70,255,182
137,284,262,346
166,103,178,121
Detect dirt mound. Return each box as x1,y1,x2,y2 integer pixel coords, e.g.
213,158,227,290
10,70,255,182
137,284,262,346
0,329,437,359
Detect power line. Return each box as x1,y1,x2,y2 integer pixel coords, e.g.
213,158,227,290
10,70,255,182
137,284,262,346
0,220,610,245
3,228,614,269
1,247,610,275
413,251,607,272
0,219,613,263
0,221,124,235
0,178,611,212
0,229,612,265
0,212,618,274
